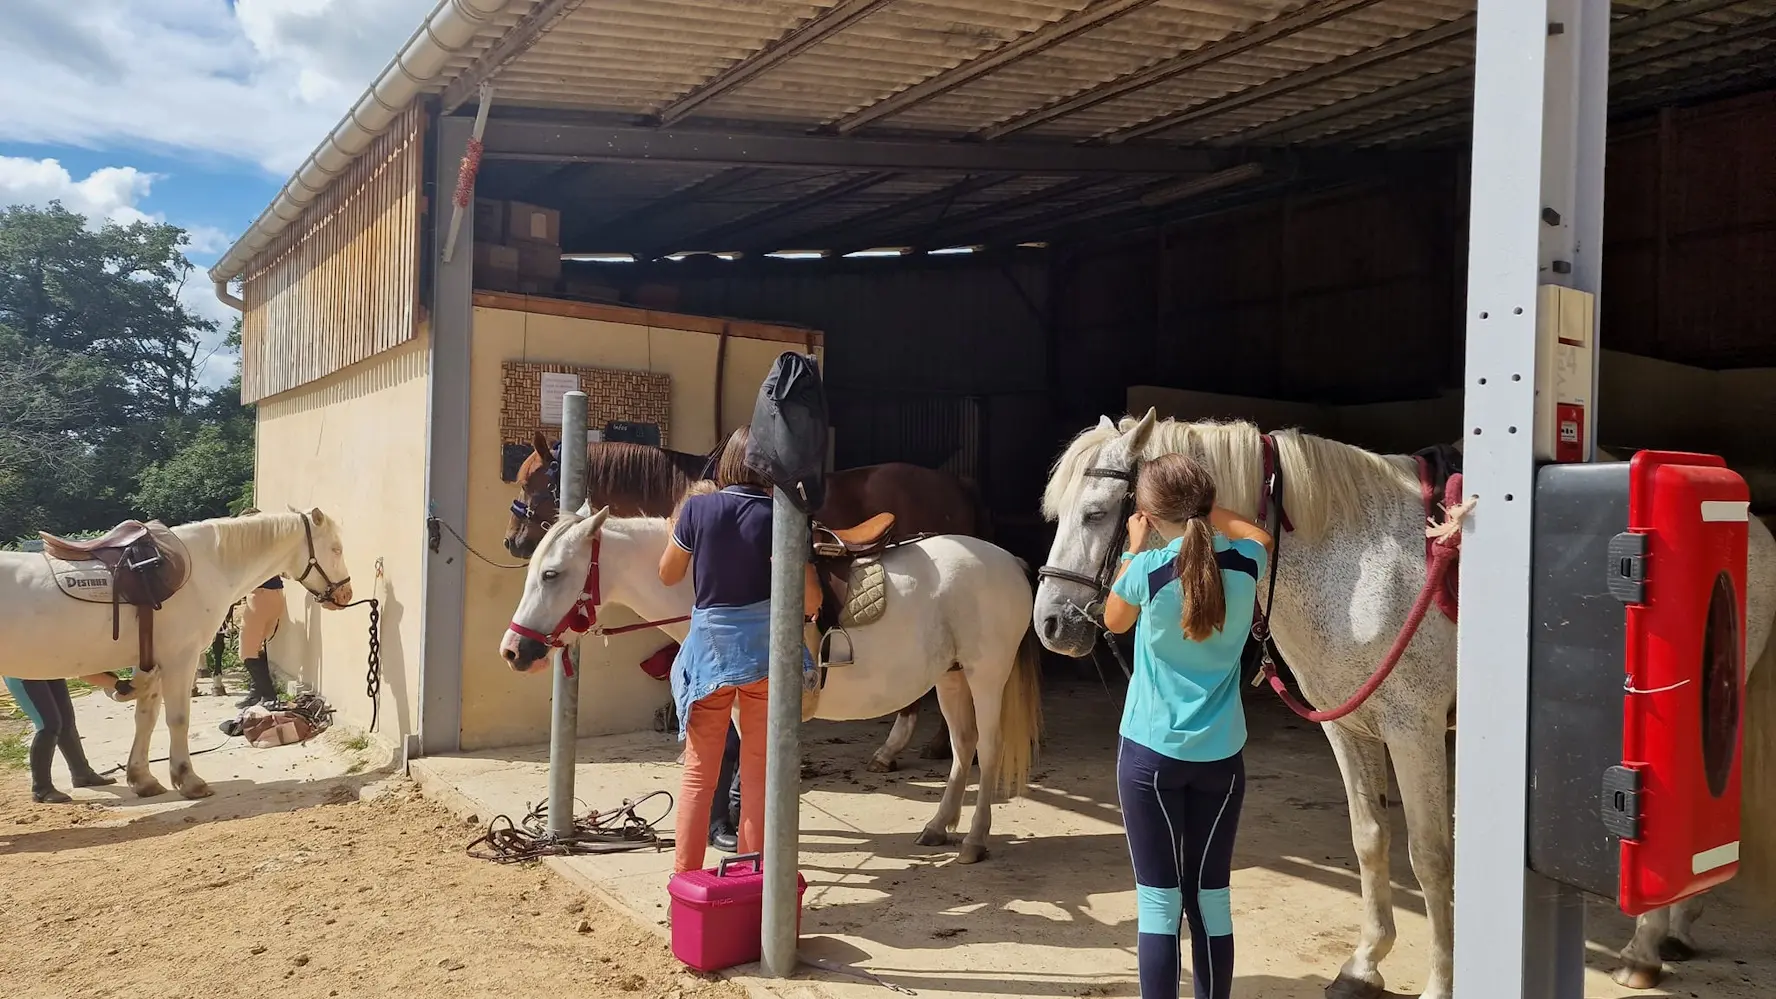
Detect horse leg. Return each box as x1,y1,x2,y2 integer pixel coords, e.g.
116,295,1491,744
957,666,1006,865
125,687,168,798
916,669,977,849
1321,724,1396,999
918,701,952,760
869,702,919,773
163,663,212,799
1387,726,1454,999
1616,908,1671,989
1663,894,1707,961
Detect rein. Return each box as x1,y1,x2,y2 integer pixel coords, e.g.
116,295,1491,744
506,533,691,675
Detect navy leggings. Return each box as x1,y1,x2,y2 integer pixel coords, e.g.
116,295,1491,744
1117,738,1246,999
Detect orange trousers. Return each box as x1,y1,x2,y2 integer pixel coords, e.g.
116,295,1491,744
675,677,769,874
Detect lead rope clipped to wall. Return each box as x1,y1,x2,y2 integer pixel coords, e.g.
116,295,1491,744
336,557,384,733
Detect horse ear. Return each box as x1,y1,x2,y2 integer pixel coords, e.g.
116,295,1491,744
532,430,551,459
1097,415,1116,432
308,507,327,526
583,506,611,537
1124,408,1158,456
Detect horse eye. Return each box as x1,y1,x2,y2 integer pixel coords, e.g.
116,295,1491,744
1082,509,1106,525
541,569,560,582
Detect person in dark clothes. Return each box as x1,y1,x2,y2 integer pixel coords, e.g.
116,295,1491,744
3,677,117,803
707,721,742,852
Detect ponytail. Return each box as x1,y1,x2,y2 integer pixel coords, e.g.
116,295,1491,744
1175,515,1227,642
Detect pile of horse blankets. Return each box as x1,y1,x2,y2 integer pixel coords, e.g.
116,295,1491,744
219,692,336,748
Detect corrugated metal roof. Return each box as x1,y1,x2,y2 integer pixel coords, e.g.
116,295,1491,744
219,0,1776,277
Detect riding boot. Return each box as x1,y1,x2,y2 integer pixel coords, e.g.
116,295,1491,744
57,724,115,788
237,656,276,708
28,730,71,804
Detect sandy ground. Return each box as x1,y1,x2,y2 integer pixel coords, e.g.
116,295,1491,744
0,689,747,999
414,680,1776,999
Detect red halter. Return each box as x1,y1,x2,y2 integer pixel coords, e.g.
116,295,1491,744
506,535,689,677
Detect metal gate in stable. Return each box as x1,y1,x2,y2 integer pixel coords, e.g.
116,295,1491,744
826,389,987,494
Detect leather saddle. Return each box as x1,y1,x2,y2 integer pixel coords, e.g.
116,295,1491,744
810,513,930,670
41,519,192,674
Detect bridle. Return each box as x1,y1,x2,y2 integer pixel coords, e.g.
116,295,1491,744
296,513,352,607
1035,434,1293,682
506,531,689,675
1036,463,1140,676
509,441,563,529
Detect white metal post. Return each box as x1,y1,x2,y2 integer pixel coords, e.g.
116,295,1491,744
1455,0,1609,995
548,390,589,837
762,488,807,977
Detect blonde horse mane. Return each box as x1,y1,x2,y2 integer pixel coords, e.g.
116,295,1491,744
183,510,310,564
1042,416,1421,541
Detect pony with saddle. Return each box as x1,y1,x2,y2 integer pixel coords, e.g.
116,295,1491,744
503,429,989,771
0,510,355,800
1036,411,1776,999
501,502,1042,864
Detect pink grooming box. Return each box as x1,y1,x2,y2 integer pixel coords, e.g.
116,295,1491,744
667,853,806,972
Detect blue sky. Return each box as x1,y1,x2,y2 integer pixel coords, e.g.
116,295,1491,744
0,0,438,382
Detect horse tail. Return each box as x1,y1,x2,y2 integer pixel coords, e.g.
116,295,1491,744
994,627,1044,799
1740,630,1776,907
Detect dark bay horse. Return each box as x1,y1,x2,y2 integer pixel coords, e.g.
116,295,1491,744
503,430,988,769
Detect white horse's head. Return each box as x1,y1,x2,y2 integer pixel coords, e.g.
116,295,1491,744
1034,409,1159,657
499,506,610,673
291,507,354,609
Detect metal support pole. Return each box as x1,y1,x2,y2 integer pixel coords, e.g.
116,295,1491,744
1455,0,1608,995
547,391,589,837
761,487,807,977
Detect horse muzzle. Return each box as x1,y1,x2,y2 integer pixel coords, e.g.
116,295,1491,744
500,631,550,673
1033,592,1099,658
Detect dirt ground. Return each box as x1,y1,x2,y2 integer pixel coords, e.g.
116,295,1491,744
0,768,743,999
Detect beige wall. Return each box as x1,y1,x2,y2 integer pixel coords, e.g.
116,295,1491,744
458,305,822,750
254,336,431,743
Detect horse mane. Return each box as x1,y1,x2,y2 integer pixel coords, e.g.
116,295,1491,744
179,510,306,561
584,442,696,517
1042,417,1419,541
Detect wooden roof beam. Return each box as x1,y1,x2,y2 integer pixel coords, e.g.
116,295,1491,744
834,0,1165,134
441,0,589,113
656,0,898,126
641,171,900,258
479,119,1235,173
753,172,1017,252
1106,13,1476,143
977,0,1388,141
854,175,1113,251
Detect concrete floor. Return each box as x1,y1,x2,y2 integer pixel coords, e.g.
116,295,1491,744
411,681,1775,999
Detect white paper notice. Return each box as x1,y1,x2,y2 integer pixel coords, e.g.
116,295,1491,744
539,372,580,425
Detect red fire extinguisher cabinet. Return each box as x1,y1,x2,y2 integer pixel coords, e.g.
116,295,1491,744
1527,451,1747,915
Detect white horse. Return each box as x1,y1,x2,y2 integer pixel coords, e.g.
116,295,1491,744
1034,412,1776,999
0,510,354,799
498,506,1043,863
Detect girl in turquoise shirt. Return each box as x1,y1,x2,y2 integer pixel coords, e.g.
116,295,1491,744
1102,453,1272,999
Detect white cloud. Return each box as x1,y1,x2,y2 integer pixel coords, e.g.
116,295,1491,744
0,156,158,225
0,0,438,176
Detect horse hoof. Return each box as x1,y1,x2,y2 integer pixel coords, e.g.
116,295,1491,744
1612,963,1664,990
178,781,214,800
131,780,168,799
866,758,896,774
1324,973,1386,999
957,843,988,865
915,828,949,848
1659,938,1697,962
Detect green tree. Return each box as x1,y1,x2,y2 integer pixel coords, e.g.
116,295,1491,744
0,202,249,539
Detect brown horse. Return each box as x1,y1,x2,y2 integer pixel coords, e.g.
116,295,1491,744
503,429,988,769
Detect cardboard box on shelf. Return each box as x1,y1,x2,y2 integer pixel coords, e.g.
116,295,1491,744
473,241,520,291
507,201,561,245
511,238,563,283
474,199,507,242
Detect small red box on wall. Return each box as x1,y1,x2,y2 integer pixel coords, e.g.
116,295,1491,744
667,853,807,972
1529,451,1748,915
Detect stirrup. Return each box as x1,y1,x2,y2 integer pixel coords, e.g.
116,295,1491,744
819,628,855,668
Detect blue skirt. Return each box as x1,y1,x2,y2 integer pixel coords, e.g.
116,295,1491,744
670,600,815,742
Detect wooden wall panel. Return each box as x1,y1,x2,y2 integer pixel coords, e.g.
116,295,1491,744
240,106,426,403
